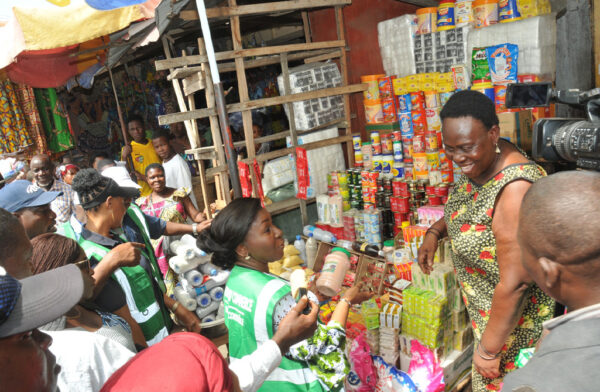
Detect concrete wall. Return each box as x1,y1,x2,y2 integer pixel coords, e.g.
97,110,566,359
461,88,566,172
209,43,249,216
309,0,418,139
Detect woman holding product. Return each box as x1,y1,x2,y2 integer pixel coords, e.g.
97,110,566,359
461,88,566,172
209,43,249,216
417,90,555,391
136,163,209,295
197,197,372,392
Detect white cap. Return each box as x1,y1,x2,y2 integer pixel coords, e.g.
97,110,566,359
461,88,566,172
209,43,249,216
101,165,141,189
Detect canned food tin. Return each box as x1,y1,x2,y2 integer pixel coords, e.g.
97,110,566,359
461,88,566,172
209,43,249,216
411,110,428,134
392,179,409,197
372,142,382,155
426,150,441,171
354,150,363,165
410,91,426,111
372,155,383,173
381,97,397,123
392,131,402,142
428,170,442,185
439,91,454,106
382,154,394,174
390,196,410,213
393,140,403,161
413,153,429,180
441,169,454,184
413,134,426,154
424,91,440,108
381,133,394,154
340,188,350,200
352,135,362,151
404,163,414,180
398,111,414,138
392,161,405,178
383,178,392,193
396,93,412,112
337,172,348,188
378,76,394,100
402,138,413,160
361,170,370,187
425,131,438,151
370,131,381,146
429,196,442,206
425,107,441,132
435,184,449,197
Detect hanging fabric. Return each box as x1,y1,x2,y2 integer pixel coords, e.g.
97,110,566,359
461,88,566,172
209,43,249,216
14,84,48,154
0,77,32,154
34,87,74,152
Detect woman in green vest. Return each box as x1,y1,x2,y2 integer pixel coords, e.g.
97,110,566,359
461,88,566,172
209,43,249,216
68,169,201,346
198,198,371,391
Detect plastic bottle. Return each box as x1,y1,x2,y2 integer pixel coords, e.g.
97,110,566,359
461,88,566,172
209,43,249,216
316,247,351,296
195,300,219,319
196,293,212,308
193,270,230,296
199,262,219,276
184,269,204,286
305,233,318,270
303,225,337,243
201,313,217,323
174,285,197,311
383,240,395,263
351,242,384,258
209,286,224,301
294,235,307,262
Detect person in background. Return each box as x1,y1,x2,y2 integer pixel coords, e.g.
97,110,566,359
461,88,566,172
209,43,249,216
0,263,85,392
120,114,161,197
59,164,79,186
90,151,111,171
198,198,372,392
168,121,191,155
136,163,209,295
151,129,198,208
501,171,600,391
30,154,78,224
31,233,141,351
0,208,36,279
96,159,116,173
417,91,554,391
0,181,59,239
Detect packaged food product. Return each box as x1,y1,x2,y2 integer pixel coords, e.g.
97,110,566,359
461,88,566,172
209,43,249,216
485,43,519,84
471,47,491,82
473,0,499,28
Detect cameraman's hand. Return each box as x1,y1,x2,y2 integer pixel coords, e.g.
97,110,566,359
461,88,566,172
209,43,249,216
417,233,439,275
272,296,318,353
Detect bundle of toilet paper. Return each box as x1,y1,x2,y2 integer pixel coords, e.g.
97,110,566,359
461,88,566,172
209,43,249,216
169,234,230,323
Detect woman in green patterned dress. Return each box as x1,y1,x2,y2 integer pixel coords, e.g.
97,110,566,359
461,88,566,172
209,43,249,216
417,91,555,392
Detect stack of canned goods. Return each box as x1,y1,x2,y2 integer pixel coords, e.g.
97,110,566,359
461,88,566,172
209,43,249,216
369,130,404,179
327,171,351,211
352,135,363,167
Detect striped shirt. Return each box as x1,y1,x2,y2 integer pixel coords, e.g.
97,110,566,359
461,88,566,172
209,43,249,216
45,180,76,223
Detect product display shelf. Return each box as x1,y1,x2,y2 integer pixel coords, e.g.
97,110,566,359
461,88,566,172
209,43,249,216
155,0,365,225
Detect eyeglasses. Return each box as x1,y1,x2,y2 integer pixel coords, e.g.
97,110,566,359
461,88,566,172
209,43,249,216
74,258,91,273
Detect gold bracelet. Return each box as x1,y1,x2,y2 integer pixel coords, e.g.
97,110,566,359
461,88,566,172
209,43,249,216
171,301,180,313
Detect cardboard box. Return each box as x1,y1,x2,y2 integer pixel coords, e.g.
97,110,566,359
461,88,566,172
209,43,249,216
441,344,473,390
498,110,533,153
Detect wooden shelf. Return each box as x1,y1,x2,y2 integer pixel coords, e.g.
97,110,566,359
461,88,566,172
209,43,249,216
266,196,315,215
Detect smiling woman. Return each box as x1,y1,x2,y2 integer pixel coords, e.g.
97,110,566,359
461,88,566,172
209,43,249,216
418,90,555,392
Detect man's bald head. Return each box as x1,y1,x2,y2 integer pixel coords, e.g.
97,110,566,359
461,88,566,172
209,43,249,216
30,155,54,188
520,171,600,265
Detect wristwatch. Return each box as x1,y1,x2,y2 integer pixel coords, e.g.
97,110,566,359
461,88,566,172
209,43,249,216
192,223,198,236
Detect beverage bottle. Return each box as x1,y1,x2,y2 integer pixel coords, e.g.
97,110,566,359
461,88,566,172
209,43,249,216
352,241,384,258
195,300,219,319
199,262,219,276
316,247,351,296
173,285,197,311
201,313,217,323
209,286,224,301
196,293,212,308
193,270,230,296
303,225,337,243
294,235,307,262
184,269,204,286
305,233,318,270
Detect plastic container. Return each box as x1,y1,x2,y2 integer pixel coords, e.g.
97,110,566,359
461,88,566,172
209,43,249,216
361,74,386,100
209,286,224,301
193,270,230,296
364,99,384,124
294,235,307,263
455,0,474,27
316,247,351,296
195,300,219,319
305,233,318,270
471,80,495,101
416,7,437,34
174,285,197,311
498,0,521,22
303,225,337,243
199,262,219,276
437,1,456,31
196,293,212,307
184,269,204,287
473,0,498,28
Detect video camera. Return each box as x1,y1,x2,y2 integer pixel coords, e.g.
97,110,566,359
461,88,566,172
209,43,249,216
505,82,600,170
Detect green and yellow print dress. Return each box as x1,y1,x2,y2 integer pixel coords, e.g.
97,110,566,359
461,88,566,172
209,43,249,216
444,162,555,392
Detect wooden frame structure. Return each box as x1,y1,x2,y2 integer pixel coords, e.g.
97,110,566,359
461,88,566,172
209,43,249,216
156,0,366,221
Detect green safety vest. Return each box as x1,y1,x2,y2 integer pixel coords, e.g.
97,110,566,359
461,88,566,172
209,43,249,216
224,266,325,392
61,205,171,346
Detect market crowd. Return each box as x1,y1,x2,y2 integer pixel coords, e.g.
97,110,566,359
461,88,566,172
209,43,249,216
1,95,599,392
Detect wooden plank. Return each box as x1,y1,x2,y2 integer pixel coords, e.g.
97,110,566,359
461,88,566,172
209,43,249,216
335,6,354,167
266,197,315,216
167,49,337,79
302,11,312,43
304,48,342,64
179,0,351,20
595,0,600,86
229,0,258,197
158,83,367,125
240,133,354,164
199,38,231,203
182,71,206,96
155,40,345,70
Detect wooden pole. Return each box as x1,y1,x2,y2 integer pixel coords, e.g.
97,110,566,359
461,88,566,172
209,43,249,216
107,66,135,173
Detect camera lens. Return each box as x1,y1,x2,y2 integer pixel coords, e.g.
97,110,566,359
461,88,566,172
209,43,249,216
552,121,591,162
